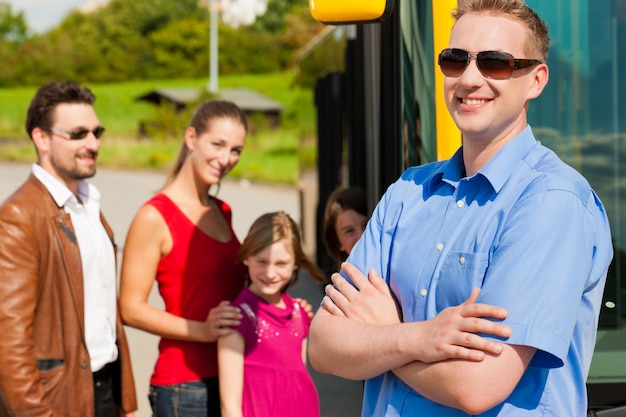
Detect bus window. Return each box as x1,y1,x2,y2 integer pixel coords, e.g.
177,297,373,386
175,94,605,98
524,0,626,407
526,0,626,331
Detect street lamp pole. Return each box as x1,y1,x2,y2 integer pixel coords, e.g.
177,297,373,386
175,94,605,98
208,0,219,93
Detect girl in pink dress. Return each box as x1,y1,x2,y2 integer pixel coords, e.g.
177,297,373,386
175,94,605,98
218,211,326,417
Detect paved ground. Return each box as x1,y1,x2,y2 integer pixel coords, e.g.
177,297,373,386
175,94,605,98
0,162,363,417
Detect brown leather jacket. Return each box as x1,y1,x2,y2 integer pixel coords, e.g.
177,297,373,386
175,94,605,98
0,174,137,417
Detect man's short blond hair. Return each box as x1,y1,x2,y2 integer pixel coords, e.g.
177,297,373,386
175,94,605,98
452,0,550,62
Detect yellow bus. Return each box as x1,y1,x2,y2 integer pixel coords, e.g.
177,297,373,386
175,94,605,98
308,1,626,414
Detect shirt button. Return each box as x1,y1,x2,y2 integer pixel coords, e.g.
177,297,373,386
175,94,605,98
420,289,427,297
80,360,89,369
457,200,465,208
436,243,444,251
459,256,466,265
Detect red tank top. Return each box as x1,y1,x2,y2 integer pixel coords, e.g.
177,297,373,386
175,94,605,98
147,194,246,385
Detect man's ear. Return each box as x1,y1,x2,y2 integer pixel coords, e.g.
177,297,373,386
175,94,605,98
526,63,549,101
31,127,50,154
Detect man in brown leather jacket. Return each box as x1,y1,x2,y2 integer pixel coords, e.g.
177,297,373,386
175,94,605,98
0,81,137,417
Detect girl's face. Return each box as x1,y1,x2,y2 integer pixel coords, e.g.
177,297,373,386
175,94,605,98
186,117,246,186
334,209,367,256
243,240,298,305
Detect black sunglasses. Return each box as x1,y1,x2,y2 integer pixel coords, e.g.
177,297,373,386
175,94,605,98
438,48,542,80
51,126,106,140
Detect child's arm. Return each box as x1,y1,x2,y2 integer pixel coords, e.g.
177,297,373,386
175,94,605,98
301,338,309,365
218,331,246,417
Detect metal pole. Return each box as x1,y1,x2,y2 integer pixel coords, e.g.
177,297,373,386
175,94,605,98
362,24,381,209
208,0,218,93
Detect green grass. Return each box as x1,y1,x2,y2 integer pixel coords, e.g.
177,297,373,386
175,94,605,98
0,86,35,135
0,73,315,185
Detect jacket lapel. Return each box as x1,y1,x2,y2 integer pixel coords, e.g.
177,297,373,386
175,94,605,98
52,211,86,332
32,174,116,341
27,174,87,336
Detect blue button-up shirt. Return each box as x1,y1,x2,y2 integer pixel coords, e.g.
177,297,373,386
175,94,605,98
347,126,613,416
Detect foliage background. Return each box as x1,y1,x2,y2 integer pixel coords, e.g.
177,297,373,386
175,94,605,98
0,0,340,86
0,0,347,184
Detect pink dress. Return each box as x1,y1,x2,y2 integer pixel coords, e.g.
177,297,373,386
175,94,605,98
231,288,320,417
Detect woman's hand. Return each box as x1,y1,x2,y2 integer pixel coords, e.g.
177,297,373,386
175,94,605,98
295,297,315,318
203,301,243,342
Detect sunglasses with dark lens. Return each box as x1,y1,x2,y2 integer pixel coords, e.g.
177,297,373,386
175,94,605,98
438,48,542,80
51,126,106,140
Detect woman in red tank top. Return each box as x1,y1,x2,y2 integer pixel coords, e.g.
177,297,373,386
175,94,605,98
119,100,249,417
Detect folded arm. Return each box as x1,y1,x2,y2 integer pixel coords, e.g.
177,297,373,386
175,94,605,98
308,263,528,412
393,343,534,414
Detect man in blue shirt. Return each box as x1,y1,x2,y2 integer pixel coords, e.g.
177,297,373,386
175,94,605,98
308,0,614,415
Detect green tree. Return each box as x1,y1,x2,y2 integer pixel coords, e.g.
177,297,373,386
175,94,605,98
255,0,307,32
11,36,73,86
0,2,29,86
219,24,281,73
51,0,206,82
0,0,321,85
219,1,319,74
148,17,209,79
0,2,28,43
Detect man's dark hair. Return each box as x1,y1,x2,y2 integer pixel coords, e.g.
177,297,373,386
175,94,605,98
25,80,96,139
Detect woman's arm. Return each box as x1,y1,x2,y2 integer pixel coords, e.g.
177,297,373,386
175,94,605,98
218,332,245,417
120,205,241,342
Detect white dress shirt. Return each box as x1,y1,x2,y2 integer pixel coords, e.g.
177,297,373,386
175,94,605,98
32,163,118,372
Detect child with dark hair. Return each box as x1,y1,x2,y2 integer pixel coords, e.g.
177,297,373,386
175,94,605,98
323,187,369,268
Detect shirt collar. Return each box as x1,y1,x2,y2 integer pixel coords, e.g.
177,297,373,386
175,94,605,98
31,163,99,208
430,125,537,193
427,147,464,193
477,125,537,192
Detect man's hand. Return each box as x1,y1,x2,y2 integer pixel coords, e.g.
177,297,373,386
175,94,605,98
415,288,510,363
322,263,511,363
323,262,400,325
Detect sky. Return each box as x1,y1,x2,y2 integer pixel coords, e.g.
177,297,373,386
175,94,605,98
5,0,269,33
5,0,107,33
